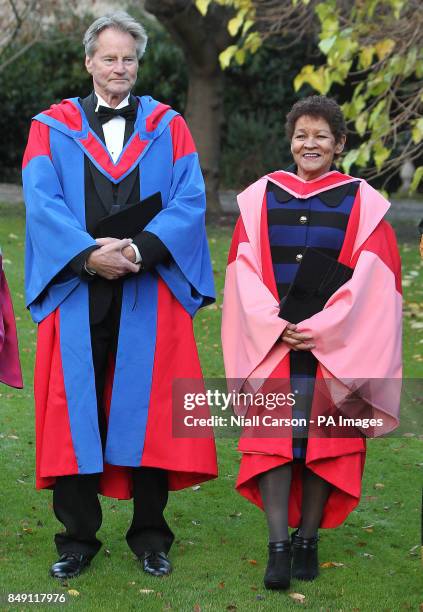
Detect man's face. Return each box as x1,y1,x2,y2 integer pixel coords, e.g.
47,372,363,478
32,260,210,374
85,27,138,106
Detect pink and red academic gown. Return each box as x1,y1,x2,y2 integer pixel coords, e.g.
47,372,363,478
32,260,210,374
0,254,23,388
222,170,402,528
22,96,217,498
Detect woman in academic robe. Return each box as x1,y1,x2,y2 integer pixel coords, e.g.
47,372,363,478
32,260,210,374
0,249,23,388
222,96,402,590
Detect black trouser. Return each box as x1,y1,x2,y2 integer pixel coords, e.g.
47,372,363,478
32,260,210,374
290,350,317,462
53,283,174,558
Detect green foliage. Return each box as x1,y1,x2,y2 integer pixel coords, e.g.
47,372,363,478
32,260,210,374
195,0,259,68
198,0,423,190
302,0,422,181
220,112,287,187
0,35,90,181
410,166,423,193
221,42,313,187
134,16,187,110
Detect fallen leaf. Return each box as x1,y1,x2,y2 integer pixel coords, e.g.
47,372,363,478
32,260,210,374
402,432,416,437
248,559,257,565
193,605,201,612
192,485,201,491
218,582,225,589
226,606,237,611
139,589,154,594
191,520,200,525
229,512,242,518
68,589,79,597
410,322,423,329
363,553,374,559
409,545,419,556
320,561,345,568
289,592,306,603
374,483,385,489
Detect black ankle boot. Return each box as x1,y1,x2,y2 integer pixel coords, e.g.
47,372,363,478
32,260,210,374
263,540,291,590
291,529,319,580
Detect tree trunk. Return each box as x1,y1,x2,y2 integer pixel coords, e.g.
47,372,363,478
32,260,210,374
144,0,233,213
185,69,224,213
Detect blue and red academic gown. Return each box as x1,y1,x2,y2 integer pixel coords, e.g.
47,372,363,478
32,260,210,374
22,96,218,498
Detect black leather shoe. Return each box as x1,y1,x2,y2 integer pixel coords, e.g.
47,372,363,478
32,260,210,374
141,551,172,577
263,540,291,590
291,529,319,580
50,553,91,579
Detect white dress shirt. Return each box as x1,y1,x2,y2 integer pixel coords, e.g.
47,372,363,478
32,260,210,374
95,92,130,163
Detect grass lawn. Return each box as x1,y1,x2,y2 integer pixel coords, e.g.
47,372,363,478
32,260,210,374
0,202,421,611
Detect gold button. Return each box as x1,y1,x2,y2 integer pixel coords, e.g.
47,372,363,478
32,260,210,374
296,253,303,262
299,215,308,224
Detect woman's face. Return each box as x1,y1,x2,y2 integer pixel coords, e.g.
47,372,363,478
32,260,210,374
290,115,346,181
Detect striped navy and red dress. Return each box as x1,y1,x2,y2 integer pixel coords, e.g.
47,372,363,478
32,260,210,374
266,177,360,460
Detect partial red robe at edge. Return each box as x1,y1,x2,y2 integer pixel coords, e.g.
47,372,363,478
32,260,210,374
0,256,23,389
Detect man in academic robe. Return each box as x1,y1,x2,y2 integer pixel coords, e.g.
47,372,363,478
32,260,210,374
0,250,23,389
22,11,217,580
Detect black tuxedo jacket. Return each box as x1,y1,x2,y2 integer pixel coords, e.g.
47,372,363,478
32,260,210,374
69,92,169,325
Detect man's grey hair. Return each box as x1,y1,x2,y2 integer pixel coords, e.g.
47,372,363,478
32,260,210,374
83,11,148,59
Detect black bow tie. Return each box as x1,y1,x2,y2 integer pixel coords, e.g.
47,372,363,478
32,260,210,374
97,104,137,124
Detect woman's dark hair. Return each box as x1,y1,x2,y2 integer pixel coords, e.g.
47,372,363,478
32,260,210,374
285,95,347,143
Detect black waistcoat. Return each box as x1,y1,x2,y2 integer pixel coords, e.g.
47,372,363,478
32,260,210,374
80,92,140,325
